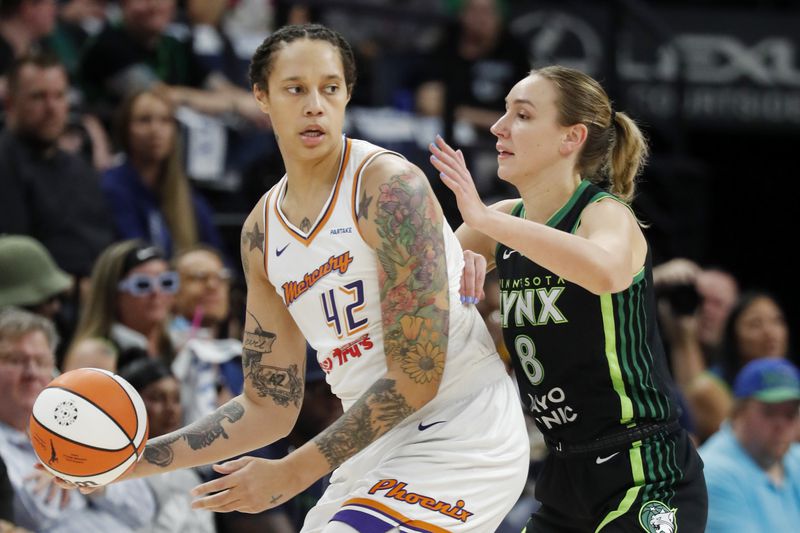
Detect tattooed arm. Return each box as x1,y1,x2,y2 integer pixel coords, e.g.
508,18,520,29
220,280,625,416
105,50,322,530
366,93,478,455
127,194,307,480
188,159,451,513
264,156,450,491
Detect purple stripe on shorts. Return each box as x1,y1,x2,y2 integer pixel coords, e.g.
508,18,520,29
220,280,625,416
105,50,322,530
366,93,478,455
330,508,397,532
339,503,439,533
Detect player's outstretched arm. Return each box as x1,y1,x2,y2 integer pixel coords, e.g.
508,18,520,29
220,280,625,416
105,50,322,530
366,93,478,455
431,136,642,294
132,196,307,479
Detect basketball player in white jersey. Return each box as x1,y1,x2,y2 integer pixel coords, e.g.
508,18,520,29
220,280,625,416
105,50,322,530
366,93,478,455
53,24,529,532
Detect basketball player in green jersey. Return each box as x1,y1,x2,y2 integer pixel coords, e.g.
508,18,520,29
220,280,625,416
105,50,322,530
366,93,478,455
430,66,707,532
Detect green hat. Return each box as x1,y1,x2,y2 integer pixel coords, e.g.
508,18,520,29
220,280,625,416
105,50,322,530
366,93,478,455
0,235,72,307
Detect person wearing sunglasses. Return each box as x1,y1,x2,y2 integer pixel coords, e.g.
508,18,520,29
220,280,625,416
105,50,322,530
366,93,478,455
69,240,178,371
169,245,242,426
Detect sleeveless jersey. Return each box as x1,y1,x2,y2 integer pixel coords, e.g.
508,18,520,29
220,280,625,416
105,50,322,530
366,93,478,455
263,137,502,411
496,180,677,443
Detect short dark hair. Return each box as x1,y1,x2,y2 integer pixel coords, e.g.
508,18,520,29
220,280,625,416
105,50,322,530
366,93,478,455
248,24,356,96
6,51,65,95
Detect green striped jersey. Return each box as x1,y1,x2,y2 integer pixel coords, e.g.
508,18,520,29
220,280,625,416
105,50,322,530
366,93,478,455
496,180,677,443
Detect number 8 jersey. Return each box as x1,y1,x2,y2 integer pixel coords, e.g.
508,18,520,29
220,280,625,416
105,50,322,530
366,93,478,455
262,136,505,411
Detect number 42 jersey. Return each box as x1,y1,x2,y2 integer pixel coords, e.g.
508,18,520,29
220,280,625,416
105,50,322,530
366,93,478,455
262,137,505,411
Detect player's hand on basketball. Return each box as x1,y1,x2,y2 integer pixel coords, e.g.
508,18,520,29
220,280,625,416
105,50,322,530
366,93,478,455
31,462,104,495
191,456,300,513
429,135,488,227
460,250,486,305
25,467,71,508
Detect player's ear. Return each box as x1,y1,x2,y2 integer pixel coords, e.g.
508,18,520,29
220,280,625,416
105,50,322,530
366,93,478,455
253,84,270,114
559,123,588,156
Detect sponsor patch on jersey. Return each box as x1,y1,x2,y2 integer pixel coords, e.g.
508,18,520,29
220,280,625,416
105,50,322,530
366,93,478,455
320,334,374,373
368,479,474,523
330,226,353,235
282,251,354,305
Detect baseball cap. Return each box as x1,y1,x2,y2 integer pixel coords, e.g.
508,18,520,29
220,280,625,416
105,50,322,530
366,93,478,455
0,235,72,307
733,358,800,403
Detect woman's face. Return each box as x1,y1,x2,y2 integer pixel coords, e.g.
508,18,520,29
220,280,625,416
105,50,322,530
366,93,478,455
128,93,175,165
490,75,571,185
140,376,182,437
736,296,789,363
117,259,174,335
255,39,350,162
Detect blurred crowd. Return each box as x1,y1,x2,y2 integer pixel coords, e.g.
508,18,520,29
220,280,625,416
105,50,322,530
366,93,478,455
0,1,797,532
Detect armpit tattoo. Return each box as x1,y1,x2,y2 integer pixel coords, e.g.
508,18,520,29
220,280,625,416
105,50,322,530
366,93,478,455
142,401,245,467
314,379,414,469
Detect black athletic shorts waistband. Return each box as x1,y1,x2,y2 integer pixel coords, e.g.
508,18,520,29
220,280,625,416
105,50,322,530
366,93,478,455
544,420,681,456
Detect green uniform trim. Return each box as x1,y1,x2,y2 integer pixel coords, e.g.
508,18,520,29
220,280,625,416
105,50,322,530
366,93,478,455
601,293,634,423
595,442,646,532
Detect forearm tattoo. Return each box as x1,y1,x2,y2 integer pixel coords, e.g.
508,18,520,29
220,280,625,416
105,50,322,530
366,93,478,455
314,379,414,468
142,401,245,467
242,312,303,407
363,173,450,384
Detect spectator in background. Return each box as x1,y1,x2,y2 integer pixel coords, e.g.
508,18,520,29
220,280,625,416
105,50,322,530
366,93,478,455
102,89,224,256
71,240,177,367
1,457,14,526
118,358,215,533
419,0,528,226
169,245,240,425
0,0,56,98
700,358,800,532
184,0,246,87
427,0,528,135
0,235,72,321
79,0,262,122
717,291,791,386
654,258,740,441
0,52,113,280
0,307,156,532
61,337,116,372
46,0,108,82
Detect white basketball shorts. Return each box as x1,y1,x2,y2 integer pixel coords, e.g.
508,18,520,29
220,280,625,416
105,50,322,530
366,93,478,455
301,368,530,532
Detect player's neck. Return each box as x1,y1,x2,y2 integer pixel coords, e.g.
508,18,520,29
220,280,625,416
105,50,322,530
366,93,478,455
283,140,344,204
517,170,582,225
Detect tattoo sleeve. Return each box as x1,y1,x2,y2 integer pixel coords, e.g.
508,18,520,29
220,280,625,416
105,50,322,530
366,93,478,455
313,174,450,470
242,312,303,408
366,173,450,384
142,401,245,468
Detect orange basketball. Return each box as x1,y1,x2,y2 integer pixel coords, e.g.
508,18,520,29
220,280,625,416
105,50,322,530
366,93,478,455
29,368,149,488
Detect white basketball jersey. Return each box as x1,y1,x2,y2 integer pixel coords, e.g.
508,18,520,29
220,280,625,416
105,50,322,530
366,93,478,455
263,137,502,411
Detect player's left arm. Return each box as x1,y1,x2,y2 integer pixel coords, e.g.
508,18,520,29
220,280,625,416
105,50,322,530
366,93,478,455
280,156,449,486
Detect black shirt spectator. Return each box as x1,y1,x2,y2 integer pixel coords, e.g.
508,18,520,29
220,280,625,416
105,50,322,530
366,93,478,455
0,53,113,278
80,23,210,108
